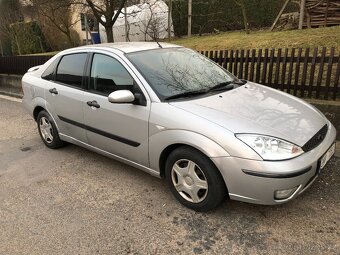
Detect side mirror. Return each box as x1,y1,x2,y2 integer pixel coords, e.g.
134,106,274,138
108,90,135,104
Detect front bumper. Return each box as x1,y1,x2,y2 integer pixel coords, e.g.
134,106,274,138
211,122,336,205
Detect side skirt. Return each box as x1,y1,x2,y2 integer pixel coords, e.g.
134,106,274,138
59,133,161,178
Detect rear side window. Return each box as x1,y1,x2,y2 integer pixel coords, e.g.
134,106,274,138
56,53,87,88
41,57,60,81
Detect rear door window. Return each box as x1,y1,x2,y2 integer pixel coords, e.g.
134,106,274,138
56,53,87,88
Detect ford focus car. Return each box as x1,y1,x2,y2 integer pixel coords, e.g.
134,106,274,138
22,42,336,211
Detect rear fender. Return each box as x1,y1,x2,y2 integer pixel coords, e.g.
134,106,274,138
27,65,42,73
30,98,60,132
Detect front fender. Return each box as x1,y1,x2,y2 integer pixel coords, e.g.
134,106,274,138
149,129,230,171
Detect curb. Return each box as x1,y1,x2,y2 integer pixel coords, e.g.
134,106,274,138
335,142,340,158
0,91,23,99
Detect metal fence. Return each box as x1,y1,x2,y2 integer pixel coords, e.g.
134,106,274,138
0,47,339,100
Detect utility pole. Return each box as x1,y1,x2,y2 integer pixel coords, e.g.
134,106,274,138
188,0,192,37
299,0,306,29
168,0,172,41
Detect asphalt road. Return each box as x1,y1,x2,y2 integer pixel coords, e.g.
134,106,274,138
0,95,339,255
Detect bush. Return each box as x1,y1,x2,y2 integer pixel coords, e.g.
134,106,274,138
10,21,49,55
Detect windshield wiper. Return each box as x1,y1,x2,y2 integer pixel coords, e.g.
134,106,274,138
164,89,208,100
164,79,247,100
233,79,247,85
208,81,234,92
208,79,247,92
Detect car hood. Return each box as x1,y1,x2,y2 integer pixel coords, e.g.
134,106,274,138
170,82,327,146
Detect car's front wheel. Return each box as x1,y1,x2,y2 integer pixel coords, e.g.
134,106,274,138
37,110,64,149
165,146,227,212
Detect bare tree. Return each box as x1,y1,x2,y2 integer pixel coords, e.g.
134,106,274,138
0,0,23,54
189,1,224,37
30,0,80,46
233,0,249,34
84,0,127,42
132,0,168,41
142,1,160,41
147,13,163,40
193,12,224,36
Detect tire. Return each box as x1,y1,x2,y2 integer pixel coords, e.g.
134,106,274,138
165,146,227,212
37,110,65,149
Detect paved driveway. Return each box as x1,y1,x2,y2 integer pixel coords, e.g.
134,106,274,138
0,96,339,255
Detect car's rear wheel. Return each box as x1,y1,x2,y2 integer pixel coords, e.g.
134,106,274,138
165,146,227,211
37,110,64,149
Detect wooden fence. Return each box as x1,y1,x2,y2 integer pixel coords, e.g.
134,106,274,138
202,47,339,101
0,47,339,100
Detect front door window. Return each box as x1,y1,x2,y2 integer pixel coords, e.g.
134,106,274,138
90,54,134,96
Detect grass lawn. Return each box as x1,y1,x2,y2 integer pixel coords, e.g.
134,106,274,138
24,26,340,56
170,26,340,54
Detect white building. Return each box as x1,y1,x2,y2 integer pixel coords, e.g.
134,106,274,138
99,0,174,43
20,0,173,46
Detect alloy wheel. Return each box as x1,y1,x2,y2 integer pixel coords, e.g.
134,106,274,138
39,117,54,144
171,159,208,203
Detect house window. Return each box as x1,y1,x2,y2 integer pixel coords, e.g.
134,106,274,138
80,13,99,31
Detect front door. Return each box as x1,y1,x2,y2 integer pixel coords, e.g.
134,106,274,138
83,53,150,166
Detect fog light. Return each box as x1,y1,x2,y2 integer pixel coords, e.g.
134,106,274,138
274,186,299,200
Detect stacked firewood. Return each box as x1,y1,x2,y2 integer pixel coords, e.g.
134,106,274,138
276,12,300,30
304,0,340,27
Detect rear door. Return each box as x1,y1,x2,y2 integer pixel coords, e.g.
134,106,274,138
82,52,150,166
44,53,88,142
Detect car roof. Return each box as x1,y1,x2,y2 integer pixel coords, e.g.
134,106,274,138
76,42,183,54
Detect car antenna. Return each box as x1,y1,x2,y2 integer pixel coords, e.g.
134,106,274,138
154,37,163,48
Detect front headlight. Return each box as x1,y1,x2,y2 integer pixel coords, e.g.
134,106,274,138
236,134,304,160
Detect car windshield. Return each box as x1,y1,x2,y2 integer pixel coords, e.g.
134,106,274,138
126,48,236,100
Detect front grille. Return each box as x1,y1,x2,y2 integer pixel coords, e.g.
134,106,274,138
302,124,328,152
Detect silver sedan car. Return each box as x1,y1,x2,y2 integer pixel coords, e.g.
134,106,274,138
22,42,336,211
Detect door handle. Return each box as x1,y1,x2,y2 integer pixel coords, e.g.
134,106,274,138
49,88,58,95
87,100,100,109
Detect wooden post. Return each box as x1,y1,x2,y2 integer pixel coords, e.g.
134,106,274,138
188,0,192,37
316,47,327,99
124,4,128,42
168,0,172,41
306,10,311,28
324,0,329,27
299,0,306,29
270,0,290,31
324,47,334,99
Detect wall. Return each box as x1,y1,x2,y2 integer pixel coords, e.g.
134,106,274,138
0,74,23,98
